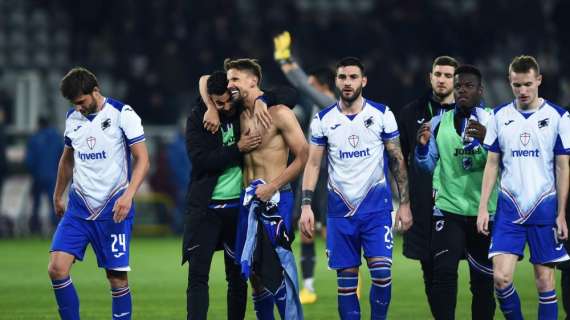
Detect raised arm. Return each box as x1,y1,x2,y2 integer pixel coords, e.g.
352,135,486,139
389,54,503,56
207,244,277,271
199,75,221,133
53,147,74,217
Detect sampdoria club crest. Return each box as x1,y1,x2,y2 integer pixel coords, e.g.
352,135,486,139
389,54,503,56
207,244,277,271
520,132,530,146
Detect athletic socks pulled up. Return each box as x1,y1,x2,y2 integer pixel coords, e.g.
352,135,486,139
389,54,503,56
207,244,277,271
337,270,360,320
51,276,80,320
369,260,392,320
495,283,523,320
111,286,132,320
538,289,558,320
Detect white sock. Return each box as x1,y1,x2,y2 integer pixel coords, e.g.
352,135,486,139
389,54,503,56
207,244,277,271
304,278,315,292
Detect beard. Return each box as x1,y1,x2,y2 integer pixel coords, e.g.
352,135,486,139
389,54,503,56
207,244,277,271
433,87,453,100
80,99,98,115
340,85,363,104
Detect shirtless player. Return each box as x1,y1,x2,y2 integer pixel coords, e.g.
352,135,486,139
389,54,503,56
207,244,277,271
226,58,308,320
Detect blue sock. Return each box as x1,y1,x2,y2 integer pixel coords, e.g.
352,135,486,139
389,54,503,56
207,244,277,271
253,289,275,320
495,283,523,320
369,260,392,320
538,289,557,320
273,281,287,319
111,286,132,320
51,276,80,320
337,270,360,320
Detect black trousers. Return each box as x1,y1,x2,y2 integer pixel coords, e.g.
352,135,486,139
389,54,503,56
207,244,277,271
186,206,247,320
431,211,496,320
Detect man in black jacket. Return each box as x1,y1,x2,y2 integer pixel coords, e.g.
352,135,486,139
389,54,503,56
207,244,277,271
183,71,261,320
396,56,458,315
183,71,295,320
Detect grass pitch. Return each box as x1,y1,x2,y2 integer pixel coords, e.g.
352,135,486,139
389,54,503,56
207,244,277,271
0,235,565,319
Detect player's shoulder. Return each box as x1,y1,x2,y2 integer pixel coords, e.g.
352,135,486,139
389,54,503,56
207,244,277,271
66,107,76,119
106,97,135,113
491,101,514,116
543,100,568,117
316,102,338,121
365,99,391,114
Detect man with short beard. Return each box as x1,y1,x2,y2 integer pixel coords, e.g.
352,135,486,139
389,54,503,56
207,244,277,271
299,57,412,319
395,56,458,315
226,58,308,319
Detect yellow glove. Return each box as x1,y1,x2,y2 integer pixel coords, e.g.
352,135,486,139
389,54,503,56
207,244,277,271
273,31,292,62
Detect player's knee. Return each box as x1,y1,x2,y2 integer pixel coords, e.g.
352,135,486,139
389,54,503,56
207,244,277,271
106,270,128,288
339,267,359,274
47,261,69,280
493,270,513,289
535,269,555,292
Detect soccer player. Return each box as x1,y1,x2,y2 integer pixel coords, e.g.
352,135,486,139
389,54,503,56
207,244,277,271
273,30,336,304
226,58,308,319
477,55,570,320
396,56,458,315
48,67,150,320
415,65,496,319
299,57,412,319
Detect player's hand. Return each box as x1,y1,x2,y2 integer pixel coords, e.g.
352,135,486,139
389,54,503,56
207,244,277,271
466,120,486,141
299,205,315,239
112,193,133,223
416,123,431,146
254,98,272,130
53,197,66,218
557,214,568,241
255,183,278,202
273,31,291,62
237,128,262,153
203,107,220,134
394,202,413,232
477,207,490,236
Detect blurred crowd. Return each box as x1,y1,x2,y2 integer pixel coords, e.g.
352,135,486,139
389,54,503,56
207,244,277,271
1,0,569,235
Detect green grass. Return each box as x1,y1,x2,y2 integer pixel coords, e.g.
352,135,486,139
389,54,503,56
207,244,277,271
0,235,565,319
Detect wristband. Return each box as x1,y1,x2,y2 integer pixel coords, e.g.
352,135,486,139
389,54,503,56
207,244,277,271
278,58,294,65
301,190,313,206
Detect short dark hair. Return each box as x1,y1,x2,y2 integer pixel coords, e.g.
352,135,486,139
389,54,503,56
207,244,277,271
308,67,335,91
224,58,262,84
60,67,99,101
509,55,540,75
455,64,483,84
432,56,459,70
336,57,365,76
206,71,228,96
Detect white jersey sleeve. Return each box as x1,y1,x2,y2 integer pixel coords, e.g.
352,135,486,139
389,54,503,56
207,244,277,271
483,111,500,153
309,113,327,146
381,107,399,140
555,111,570,155
119,105,145,146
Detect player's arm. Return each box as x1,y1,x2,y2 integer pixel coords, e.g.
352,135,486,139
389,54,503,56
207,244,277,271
53,146,74,217
299,144,325,238
186,113,260,173
385,137,413,231
198,75,221,133
415,120,440,173
112,141,150,223
477,151,500,235
555,154,569,240
255,105,308,201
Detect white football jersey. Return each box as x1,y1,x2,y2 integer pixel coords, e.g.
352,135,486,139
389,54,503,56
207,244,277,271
310,99,398,217
64,98,145,220
483,100,570,224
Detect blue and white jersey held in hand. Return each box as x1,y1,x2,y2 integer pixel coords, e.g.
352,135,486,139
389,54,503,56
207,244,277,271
483,100,570,224
310,99,398,217
64,98,145,220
